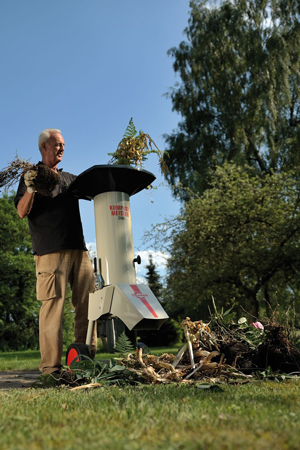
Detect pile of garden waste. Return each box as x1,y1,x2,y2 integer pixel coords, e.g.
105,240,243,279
65,309,300,390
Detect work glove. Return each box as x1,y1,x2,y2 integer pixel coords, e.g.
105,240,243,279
24,169,38,193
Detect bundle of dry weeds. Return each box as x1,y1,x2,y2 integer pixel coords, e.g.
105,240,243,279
0,156,34,190
117,317,252,385
0,156,59,196
122,347,251,385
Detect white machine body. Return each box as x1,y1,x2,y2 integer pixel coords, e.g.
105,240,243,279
94,191,136,285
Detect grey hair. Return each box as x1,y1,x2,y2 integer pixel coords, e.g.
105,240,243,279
38,128,62,152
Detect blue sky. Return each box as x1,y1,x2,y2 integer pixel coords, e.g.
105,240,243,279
0,0,191,280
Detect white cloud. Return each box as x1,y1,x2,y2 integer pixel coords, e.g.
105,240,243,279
136,275,147,285
135,249,169,280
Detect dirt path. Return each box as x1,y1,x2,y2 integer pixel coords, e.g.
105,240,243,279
0,371,40,390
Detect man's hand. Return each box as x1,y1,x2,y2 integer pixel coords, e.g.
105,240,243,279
24,169,38,193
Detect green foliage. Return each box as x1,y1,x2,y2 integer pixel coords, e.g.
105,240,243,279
123,117,137,139
67,352,138,386
113,331,136,356
209,298,265,350
161,164,300,320
0,192,39,350
164,0,300,197
62,287,76,347
138,318,183,347
257,366,300,382
144,253,163,300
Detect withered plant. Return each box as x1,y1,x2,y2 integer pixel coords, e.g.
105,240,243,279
108,118,168,174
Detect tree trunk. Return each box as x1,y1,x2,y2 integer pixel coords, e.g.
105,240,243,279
236,282,260,319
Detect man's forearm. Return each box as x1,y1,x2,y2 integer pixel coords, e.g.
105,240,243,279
17,191,35,218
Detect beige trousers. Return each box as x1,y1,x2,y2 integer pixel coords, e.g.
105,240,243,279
34,250,97,374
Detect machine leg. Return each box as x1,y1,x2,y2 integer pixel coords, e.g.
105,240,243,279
85,319,96,353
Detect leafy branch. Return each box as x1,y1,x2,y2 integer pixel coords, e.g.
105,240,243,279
68,354,137,387
113,331,135,356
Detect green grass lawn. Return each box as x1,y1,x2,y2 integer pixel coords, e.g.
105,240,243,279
0,347,300,450
0,345,182,371
0,381,299,450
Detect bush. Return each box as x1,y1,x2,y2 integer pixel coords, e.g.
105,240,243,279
137,319,183,347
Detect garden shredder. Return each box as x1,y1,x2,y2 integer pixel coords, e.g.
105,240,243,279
65,165,168,364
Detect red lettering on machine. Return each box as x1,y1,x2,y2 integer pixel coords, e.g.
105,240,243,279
109,205,129,217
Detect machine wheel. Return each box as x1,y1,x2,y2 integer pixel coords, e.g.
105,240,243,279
66,343,91,367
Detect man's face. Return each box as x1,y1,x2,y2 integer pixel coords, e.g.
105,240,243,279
42,132,65,168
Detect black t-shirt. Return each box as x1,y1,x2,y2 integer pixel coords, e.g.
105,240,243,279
14,166,87,256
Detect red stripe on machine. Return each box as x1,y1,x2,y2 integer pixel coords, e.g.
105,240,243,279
130,285,158,318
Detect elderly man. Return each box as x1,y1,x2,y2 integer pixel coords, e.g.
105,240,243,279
14,128,96,376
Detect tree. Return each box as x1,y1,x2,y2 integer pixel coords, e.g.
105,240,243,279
163,164,300,320
0,193,38,350
144,254,163,300
164,0,300,197
0,193,74,351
